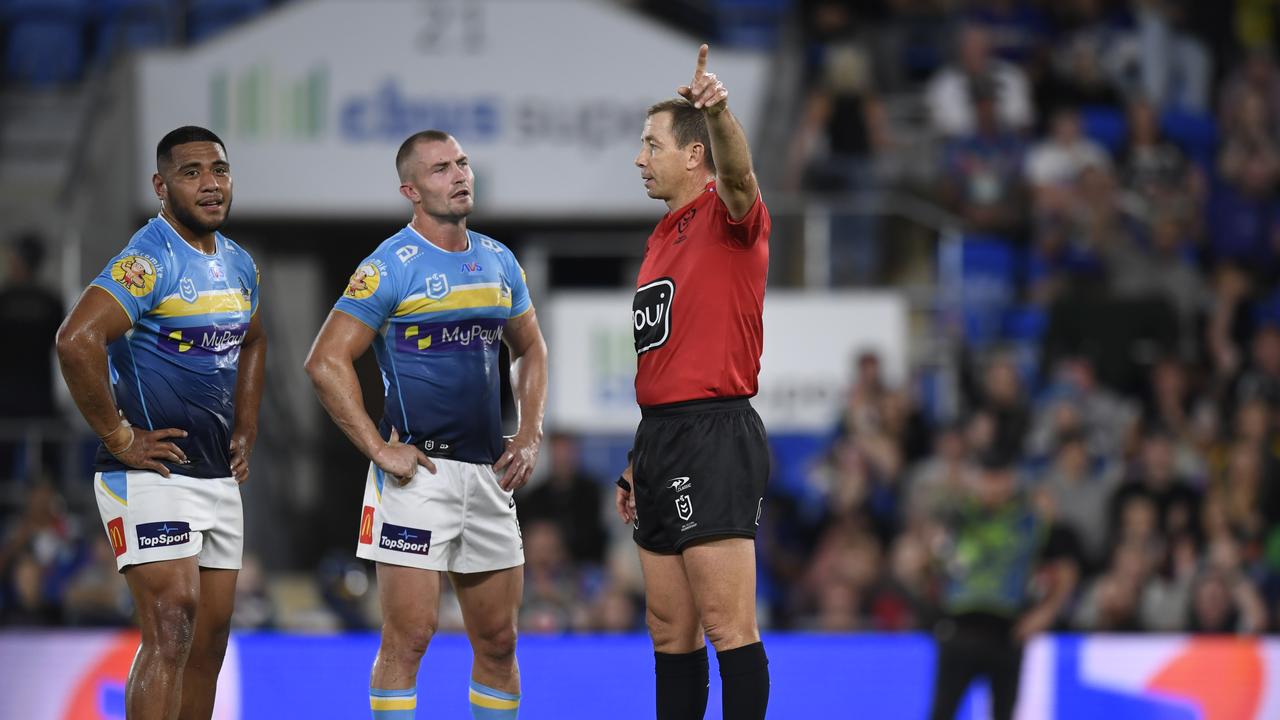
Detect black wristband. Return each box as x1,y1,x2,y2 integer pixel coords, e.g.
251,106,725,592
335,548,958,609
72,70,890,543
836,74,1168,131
616,476,632,492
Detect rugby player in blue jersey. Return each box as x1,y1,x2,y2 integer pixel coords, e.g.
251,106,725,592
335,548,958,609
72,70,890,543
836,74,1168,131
306,130,547,720
57,126,266,720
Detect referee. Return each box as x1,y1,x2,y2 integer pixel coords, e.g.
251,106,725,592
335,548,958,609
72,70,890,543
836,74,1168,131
615,44,771,720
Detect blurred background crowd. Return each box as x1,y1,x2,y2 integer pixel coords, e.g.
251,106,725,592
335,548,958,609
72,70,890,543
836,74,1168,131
1,0,1279,643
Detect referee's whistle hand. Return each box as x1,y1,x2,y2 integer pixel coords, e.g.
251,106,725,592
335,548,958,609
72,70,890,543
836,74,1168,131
615,485,637,525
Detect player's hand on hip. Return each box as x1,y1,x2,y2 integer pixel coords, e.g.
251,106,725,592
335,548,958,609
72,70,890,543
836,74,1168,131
111,426,188,478
228,428,255,484
676,44,728,114
374,427,436,486
493,432,540,492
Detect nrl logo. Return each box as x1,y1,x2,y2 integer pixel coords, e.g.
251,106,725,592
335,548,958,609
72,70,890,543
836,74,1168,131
426,273,450,300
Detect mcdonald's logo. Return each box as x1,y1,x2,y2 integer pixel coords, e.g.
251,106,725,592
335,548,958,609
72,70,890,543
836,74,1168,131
107,517,126,557
359,505,375,545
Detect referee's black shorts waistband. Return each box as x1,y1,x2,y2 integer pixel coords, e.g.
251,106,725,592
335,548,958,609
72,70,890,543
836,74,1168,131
639,396,753,419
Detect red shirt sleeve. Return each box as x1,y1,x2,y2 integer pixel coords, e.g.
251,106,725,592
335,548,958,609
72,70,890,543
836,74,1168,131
719,191,769,249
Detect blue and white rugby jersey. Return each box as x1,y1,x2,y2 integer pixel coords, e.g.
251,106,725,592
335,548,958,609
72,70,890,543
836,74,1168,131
90,215,259,479
333,226,531,465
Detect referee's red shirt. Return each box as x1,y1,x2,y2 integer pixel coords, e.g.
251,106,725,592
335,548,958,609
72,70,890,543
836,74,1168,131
633,181,770,407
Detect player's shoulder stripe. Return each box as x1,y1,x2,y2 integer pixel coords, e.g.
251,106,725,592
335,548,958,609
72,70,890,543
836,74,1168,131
393,281,512,317
152,288,251,318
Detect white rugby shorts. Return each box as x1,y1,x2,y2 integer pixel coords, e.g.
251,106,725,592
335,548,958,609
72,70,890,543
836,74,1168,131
94,470,243,572
356,458,524,573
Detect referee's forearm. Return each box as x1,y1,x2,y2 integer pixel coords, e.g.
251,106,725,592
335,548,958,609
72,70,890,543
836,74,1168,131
706,106,754,189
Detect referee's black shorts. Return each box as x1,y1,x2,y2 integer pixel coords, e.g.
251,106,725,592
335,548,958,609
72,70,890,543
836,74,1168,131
631,397,770,554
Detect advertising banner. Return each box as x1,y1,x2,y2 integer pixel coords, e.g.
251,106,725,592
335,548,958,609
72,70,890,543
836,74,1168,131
545,291,910,433
135,0,766,219
2,632,1275,718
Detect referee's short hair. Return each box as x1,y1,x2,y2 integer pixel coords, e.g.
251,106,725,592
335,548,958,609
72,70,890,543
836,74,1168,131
396,129,455,181
647,98,715,173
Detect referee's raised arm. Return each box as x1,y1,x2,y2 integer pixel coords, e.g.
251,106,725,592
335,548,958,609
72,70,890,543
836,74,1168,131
677,44,758,220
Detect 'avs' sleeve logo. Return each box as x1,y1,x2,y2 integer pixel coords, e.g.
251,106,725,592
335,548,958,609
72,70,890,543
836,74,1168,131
633,277,674,354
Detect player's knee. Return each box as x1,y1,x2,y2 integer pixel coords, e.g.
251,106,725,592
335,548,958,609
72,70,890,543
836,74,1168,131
646,606,700,653
473,622,517,664
146,597,198,662
699,604,758,651
382,616,437,660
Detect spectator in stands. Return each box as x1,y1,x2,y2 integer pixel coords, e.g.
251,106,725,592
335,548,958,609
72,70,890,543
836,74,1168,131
1039,429,1122,569
973,351,1030,459
1206,263,1257,391
790,0,891,194
1028,356,1138,461
940,74,1029,240
0,233,65,482
1072,541,1151,631
961,0,1050,68
926,23,1034,137
1144,358,1211,478
807,437,900,545
1026,211,1106,306
1040,0,1130,113
1106,211,1208,355
864,532,938,631
1219,88,1280,199
520,520,586,633
789,0,893,284
1025,108,1111,216
61,534,132,626
1133,0,1211,112
903,422,971,529
1213,88,1280,270
0,232,64,422
0,483,82,626
1119,97,1203,224
1209,440,1268,545
1110,428,1202,543
1186,564,1267,633
1219,48,1280,133
588,582,641,632
836,350,891,438
517,431,607,567
1233,324,1280,412
795,519,882,631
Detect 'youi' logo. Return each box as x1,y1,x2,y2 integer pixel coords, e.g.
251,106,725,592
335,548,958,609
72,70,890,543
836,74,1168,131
633,277,674,354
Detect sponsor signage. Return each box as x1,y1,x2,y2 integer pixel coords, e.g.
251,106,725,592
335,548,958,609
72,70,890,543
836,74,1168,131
135,0,765,219
548,291,909,432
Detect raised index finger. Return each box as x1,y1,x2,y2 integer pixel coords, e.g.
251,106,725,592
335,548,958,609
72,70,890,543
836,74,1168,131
694,43,708,78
